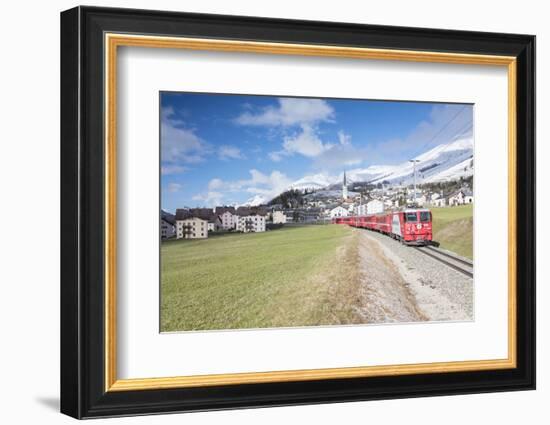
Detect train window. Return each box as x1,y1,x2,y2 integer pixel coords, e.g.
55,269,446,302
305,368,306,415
420,211,431,222
405,212,417,222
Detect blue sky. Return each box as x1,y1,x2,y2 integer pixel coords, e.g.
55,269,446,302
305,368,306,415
160,92,473,212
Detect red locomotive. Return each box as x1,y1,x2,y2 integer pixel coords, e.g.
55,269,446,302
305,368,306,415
333,209,433,246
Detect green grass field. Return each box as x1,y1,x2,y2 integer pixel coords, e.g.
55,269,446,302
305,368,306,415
161,225,363,332
431,204,473,259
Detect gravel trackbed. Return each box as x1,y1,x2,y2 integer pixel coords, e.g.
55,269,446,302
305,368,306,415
355,229,473,323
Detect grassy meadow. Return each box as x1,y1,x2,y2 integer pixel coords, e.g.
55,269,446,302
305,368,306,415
161,225,364,332
431,204,473,259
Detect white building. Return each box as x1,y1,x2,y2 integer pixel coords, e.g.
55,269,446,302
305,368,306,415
208,216,222,232
355,204,367,216
448,193,461,206
272,210,287,224
176,217,208,239
416,195,427,206
160,217,176,239
449,189,474,206
220,211,238,230
432,198,446,207
366,199,384,214
330,206,349,218
236,215,266,233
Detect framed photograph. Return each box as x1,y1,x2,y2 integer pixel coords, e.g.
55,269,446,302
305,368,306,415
60,6,535,419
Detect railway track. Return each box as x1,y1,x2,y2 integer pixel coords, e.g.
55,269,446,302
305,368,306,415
413,245,474,278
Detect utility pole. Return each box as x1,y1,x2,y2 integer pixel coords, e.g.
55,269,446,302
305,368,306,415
409,159,420,205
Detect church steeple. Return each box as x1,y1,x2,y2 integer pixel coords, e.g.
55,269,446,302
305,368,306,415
342,171,348,200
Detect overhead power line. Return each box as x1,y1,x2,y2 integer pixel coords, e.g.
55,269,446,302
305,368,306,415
413,105,468,157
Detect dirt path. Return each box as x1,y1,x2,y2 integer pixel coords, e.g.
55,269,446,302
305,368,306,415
355,230,427,323
355,230,472,323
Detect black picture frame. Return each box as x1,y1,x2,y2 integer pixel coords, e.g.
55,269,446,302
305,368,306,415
61,5,535,419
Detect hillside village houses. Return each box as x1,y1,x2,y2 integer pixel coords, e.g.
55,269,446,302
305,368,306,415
366,199,384,214
415,194,428,206
355,204,367,216
176,217,208,239
219,211,237,230
175,208,215,239
160,212,176,240
170,206,269,239
448,189,474,206
329,205,349,218
283,207,326,223
163,172,475,239
236,214,266,233
272,210,287,224
217,207,238,230
431,197,446,207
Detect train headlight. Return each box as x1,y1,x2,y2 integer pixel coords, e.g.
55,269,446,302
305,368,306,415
416,223,422,230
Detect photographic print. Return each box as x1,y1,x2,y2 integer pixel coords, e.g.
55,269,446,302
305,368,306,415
61,9,535,417
160,92,474,332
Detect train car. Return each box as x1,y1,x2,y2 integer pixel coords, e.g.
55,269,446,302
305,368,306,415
332,216,353,225
333,208,433,246
355,215,368,228
361,213,391,233
376,214,392,234
390,209,432,245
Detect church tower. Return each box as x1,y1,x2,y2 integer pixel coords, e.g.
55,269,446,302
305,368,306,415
342,171,348,200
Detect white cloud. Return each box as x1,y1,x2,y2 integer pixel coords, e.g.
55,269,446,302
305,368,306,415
166,183,182,193
161,164,187,175
282,124,333,158
235,98,334,127
196,169,292,206
268,151,285,162
268,126,358,166
314,143,367,169
218,145,244,160
235,97,343,164
161,106,211,163
338,130,351,146
208,178,224,190
192,191,224,206
242,170,292,201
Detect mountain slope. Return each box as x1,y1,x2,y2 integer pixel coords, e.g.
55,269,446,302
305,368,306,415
349,136,473,185
288,136,473,191
289,173,336,190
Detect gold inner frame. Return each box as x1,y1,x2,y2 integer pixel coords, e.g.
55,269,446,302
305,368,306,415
104,33,517,392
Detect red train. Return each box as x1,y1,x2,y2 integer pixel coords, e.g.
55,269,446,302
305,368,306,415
333,209,433,245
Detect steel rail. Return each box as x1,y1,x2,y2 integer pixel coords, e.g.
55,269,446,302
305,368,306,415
424,245,473,267
413,246,473,279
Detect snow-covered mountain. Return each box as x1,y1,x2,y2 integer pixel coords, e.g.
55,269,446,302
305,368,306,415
289,173,336,191
288,136,473,191
354,136,473,185
242,194,268,206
